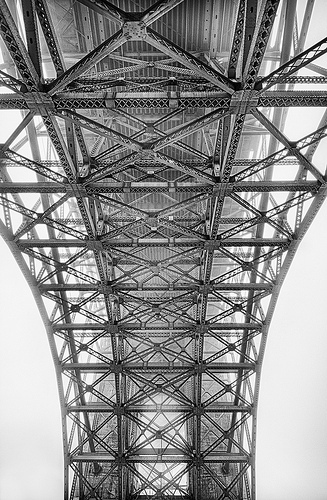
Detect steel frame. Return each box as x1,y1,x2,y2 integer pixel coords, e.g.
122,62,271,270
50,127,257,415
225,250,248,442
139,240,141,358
0,1,326,499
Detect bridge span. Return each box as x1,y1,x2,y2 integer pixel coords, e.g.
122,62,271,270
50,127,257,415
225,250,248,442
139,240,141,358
0,1,327,499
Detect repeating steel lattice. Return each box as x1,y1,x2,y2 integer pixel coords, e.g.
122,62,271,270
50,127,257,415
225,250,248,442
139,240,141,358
0,0,327,499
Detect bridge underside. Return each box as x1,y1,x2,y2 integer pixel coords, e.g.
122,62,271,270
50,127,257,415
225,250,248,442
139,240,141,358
0,0,326,499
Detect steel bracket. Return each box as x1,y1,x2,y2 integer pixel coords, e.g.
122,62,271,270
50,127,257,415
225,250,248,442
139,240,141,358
230,89,259,114
122,21,147,40
112,362,122,373
105,92,116,108
195,324,208,334
98,283,114,294
194,362,206,374
193,406,205,416
198,284,212,294
193,456,204,466
204,240,220,249
107,324,119,333
25,92,55,114
86,240,103,251
66,184,86,197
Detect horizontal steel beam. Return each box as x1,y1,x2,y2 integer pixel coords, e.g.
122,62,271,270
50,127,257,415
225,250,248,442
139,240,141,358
0,180,319,193
40,282,272,292
66,404,252,413
18,237,290,248
71,74,327,87
0,91,326,109
53,322,262,331
70,452,250,463
61,362,255,372
53,90,327,108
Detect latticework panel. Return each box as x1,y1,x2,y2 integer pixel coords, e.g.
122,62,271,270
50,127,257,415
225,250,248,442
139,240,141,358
0,1,327,499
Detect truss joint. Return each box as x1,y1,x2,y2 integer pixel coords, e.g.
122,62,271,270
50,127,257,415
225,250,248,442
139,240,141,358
24,92,55,114
122,21,147,40
230,89,259,114
195,324,209,334
86,240,103,251
97,282,114,294
114,405,125,416
193,406,204,416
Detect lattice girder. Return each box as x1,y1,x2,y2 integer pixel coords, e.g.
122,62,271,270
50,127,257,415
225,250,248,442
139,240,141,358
0,1,327,499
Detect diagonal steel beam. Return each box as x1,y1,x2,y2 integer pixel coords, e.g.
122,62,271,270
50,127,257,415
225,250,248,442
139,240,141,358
242,0,258,72
58,110,142,152
142,0,184,26
46,29,126,94
22,0,42,78
1,149,67,183
85,153,142,183
260,35,327,90
243,0,280,88
227,0,246,79
41,115,77,183
1,111,36,151
0,69,27,93
252,108,324,182
14,193,71,239
0,0,40,90
76,0,127,23
151,109,231,151
146,28,236,93
155,152,216,184
35,0,66,75
234,117,327,183
0,196,85,241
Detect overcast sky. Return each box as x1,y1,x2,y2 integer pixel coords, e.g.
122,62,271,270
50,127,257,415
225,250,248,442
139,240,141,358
1,1,327,500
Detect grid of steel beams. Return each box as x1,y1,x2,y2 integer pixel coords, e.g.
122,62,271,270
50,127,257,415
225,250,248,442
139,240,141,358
0,1,327,499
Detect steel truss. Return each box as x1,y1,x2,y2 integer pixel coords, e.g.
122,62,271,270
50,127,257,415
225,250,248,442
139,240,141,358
0,1,326,499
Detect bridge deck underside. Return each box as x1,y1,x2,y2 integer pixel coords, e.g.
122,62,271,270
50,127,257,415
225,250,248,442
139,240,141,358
0,0,326,499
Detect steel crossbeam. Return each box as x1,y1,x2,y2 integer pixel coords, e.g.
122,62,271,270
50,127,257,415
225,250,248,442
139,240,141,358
16,238,291,248
0,1,327,499
0,180,319,193
66,404,252,413
1,90,327,109
39,283,272,292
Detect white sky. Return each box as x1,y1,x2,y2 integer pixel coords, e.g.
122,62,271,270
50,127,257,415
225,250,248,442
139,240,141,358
1,1,327,499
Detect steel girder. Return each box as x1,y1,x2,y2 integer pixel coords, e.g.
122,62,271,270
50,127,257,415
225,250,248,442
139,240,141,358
0,1,327,499
0,90,326,109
